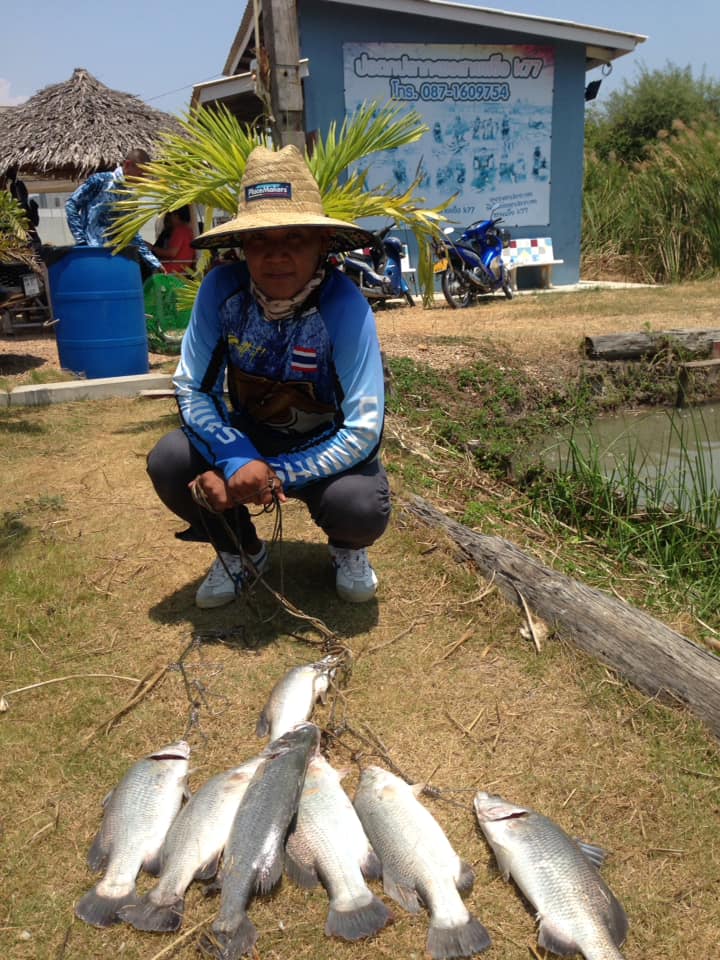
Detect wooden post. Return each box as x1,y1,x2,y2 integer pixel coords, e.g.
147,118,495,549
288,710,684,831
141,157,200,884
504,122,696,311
261,0,306,151
404,493,720,740
585,329,720,361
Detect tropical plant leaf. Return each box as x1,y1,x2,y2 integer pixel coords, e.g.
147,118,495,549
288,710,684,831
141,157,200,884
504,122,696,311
109,100,448,299
110,106,273,247
307,101,428,193
0,190,33,264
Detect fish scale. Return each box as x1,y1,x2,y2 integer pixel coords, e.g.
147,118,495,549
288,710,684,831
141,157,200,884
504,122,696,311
119,756,263,933
199,722,320,960
354,765,491,959
473,791,628,960
285,755,392,940
75,740,190,928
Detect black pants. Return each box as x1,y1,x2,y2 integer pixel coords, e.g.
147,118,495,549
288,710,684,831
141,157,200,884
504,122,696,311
147,429,391,553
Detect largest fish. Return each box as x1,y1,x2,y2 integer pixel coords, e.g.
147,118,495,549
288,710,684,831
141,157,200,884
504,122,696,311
473,791,628,960
199,722,320,959
354,765,491,959
75,740,190,927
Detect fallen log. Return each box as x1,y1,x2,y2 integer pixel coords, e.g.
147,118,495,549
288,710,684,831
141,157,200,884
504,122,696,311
404,494,720,739
584,328,720,361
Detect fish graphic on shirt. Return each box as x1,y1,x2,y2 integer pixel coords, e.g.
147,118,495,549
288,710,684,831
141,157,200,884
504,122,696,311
227,367,336,432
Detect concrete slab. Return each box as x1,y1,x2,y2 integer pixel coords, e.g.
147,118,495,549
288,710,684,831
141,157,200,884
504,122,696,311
9,372,174,407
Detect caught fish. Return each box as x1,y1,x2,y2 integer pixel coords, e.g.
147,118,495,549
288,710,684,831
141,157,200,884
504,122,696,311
354,765,491,959
119,756,263,932
199,722,320,959
75,740,190,928
285,754,393,940
473,791,628,960
256,655,338,740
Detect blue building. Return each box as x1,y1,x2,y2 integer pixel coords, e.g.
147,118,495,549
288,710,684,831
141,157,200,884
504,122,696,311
192,1,645,286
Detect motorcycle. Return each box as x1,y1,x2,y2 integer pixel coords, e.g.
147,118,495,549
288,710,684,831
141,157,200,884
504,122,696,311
432,211,513,308
331,223,415,307
0,257,51,334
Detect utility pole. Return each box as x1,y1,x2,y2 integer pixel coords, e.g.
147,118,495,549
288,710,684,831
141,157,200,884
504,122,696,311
260,0,306,151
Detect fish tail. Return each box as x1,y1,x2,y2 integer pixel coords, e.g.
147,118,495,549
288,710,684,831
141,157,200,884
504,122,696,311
325,895,393,941
118,893,184,932
426,916,492,959
74,885,136,928
199,915,258,959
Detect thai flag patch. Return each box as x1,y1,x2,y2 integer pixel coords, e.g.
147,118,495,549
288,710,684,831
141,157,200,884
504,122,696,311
291,346,318,374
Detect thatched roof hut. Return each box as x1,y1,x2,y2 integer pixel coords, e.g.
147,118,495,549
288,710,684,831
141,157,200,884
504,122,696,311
0,68,182,181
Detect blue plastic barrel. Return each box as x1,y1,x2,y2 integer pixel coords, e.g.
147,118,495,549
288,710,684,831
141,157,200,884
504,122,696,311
48,246,149,379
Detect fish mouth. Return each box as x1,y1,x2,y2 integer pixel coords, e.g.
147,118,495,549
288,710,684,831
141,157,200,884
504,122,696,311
316,654,343,674
474,793,529,822
265,722,320,759
150,741,191,761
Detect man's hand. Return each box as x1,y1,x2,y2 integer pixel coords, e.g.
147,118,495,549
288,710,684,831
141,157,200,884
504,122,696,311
192,469,231,512
227,460,286,507
192,461,285,511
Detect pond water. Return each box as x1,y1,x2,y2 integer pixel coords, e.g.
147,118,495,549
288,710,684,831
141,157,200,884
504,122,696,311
535,402,720,512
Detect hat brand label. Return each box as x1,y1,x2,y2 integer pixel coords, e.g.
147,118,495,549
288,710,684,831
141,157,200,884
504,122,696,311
246,182,292,202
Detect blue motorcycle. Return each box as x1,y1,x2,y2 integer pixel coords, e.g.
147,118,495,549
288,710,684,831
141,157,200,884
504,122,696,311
333,223,415,307
433,211,513,308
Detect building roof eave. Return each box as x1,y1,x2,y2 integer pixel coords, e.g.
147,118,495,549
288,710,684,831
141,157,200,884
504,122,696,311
219,0,646,88
322,0,646,61
190,71,266,126
223,2,257,77
191,71,256,108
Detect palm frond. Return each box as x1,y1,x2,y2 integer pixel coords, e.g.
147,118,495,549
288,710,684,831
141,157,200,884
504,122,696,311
108,99,447,298
307,101,428,193
0,191,33,263
110,106,272,248
324,174,446,228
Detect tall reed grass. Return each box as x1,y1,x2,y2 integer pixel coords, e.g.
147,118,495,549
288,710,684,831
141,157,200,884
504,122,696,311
583,121,720,283
529,410,720,619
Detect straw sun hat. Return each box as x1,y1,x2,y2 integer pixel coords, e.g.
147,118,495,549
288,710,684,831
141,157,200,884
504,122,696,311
192,144,376,253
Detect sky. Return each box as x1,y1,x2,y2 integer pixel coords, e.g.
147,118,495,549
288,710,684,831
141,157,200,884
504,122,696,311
0,0,717,115
0,0,244,114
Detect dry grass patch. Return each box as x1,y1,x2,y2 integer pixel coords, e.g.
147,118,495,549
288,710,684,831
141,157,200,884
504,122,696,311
375,278,720,385
1,393,719,959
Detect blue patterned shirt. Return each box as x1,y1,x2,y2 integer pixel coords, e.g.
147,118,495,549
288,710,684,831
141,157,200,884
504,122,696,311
174,262,385,490
65,168,161,270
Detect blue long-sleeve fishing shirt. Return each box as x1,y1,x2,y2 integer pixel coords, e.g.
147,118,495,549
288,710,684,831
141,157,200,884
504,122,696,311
173,261,385,491
65,168,161,270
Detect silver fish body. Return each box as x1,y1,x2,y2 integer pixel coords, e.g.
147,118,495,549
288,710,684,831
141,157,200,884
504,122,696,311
75,740,190,928
256,656,338,740
285,755,392,940
354,765,491,959
200,722,320,959
473,791,628,960
118,756,263,932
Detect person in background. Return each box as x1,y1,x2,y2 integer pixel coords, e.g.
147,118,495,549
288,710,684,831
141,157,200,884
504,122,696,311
151,205,195,275
155,212,173,250
65,148,161,277
147,144,391,608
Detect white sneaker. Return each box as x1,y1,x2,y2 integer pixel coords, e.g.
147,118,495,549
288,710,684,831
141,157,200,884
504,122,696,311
329,546,378,603
195,544,269,609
